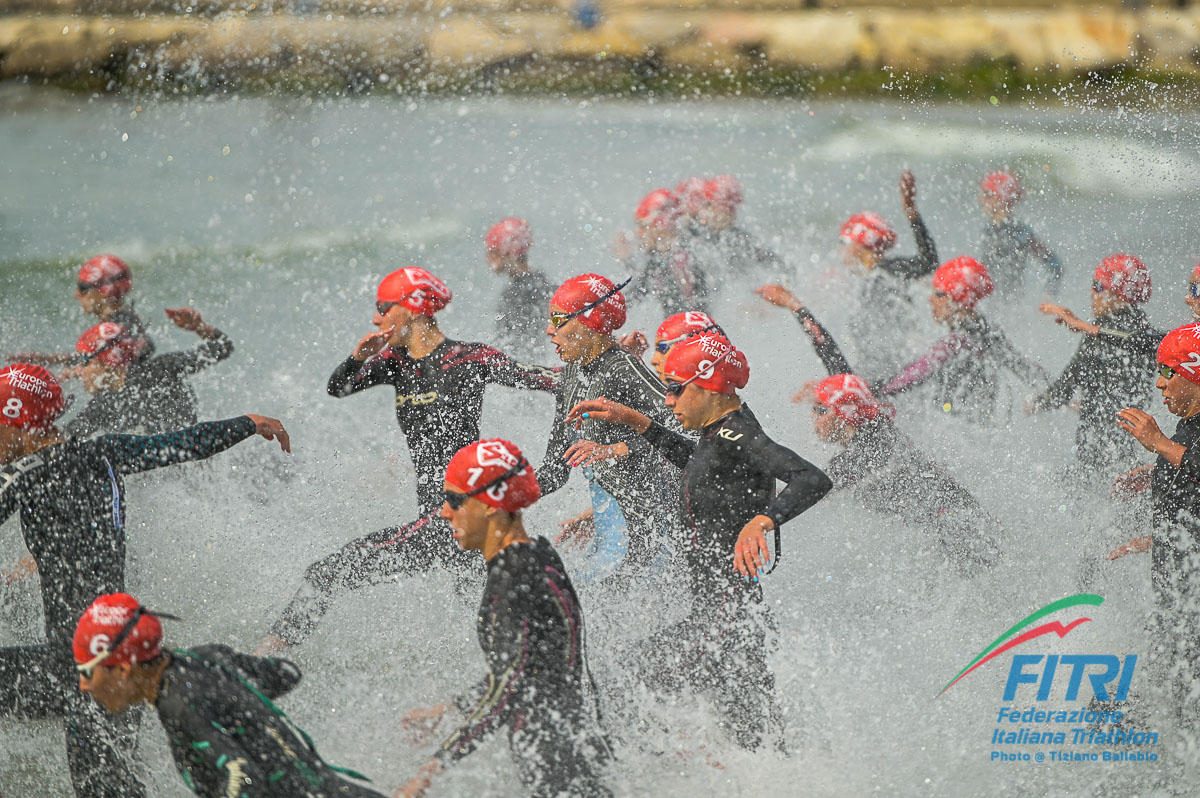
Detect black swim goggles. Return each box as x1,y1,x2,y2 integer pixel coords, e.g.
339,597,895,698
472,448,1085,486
550,277,633,329
77,274,127,294
1092,280,1108,293
664,347,733,398
76,605,181,677
444,457,530,510
1190,282,1200,299
655,323,724,354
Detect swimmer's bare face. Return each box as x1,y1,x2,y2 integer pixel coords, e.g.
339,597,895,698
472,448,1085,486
811,404,854,446
650,340,671,382
1090,285,1127,319
79,663,140,714
979,192,1014,221
1157,370,1200,419
440,483,489,552
546,307,591,363
929,292,965,326
1187,280,1200,321
80,359,125,395
374,303,417,348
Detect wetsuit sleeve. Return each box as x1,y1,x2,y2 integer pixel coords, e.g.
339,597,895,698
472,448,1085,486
146,331,235,378
0,453,43,525
1032,340,1084,411
1179,444,1200,483
536,390,573,496
327,354,394,398
879,212,939,280
436,576,527,764
793,307,854,376
1096,321,1166,361
97,416,257,475
742,430,833,529
641,422,696,469
876,333,969,395
477,346,559,393
990,329,1046,385
192,644,303,700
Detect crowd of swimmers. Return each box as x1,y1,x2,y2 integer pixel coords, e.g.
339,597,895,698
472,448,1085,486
3,166,1200,797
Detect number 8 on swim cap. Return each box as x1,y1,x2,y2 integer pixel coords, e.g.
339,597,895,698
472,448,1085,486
0,364,66,430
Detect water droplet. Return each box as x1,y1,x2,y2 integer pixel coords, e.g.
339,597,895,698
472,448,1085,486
222,145,231,156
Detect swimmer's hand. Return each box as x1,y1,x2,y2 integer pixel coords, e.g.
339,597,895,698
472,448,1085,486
1107,536,1152,561
733,515,773,578
400,704,450,746
244,414,292,453
566,398,651,434
165,307,219,339
1039,303,1099,337
754,284,802,313
1110,464,1153,500
352,330,390,361
556,509,595,549
618,331,648,358
899,169,918,220
2,556,37,585
394,758,442,798
565,440,629,468
1116,408,1175,458
253,635,289,657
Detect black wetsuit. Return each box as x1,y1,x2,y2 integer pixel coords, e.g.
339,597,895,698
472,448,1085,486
850,212,939,376
681,224,783,285
436,538,610,798
109,305,156,362
269,341,556,646
1032,307,1157,473
876,313,1045,421
1145,416,1200,700
538,346,680,579
637,406,831,749
493,270,555,358
980,218,1063,296
1096,317,1169,361
65,330,234,438
155,645,381,797
0,417,259,798
790,307,1000,571
627,247,710,316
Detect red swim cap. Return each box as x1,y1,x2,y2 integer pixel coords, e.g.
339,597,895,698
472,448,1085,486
484,217,533,260
1157,322,1200,387
814,373,893,427
73,593,163,669
840,212,896,254
636,189,677,227
1094,254,1151,305
0,364,66,430
550,274,627,335
377,267,453,317
932,256,994,310
78,255,133,301
663,332,749,395
656,311,719,346
980,170,1023,207
707,175,743,211
76,322,142,368
444,438,541,513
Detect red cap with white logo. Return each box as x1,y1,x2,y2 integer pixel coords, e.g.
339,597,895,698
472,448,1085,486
377,267,453,316
0,364,66,430
1158,322,1200,387
662,332,749,395
73,593,164,669
444,438,541,513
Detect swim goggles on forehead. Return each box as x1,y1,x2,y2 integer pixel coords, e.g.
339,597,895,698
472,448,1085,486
664,347,733,398
444,457,530,510
76,606,181,678
655,323,725,354
549,277,633,329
